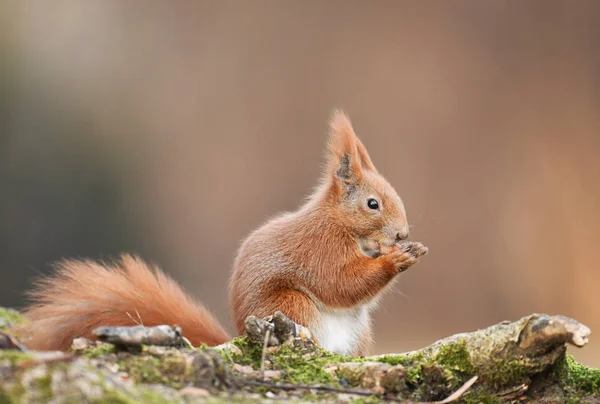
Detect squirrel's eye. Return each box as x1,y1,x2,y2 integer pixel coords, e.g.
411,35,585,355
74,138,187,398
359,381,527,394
367,198,379,210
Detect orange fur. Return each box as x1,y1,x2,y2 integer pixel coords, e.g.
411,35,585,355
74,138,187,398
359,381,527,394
20,110,425,356
20,255,229,351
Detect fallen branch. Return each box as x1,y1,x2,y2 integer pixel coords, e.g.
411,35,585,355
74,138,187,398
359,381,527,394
92,324,186,348
368,313,591,386
260,328,271,379
1,309,596,403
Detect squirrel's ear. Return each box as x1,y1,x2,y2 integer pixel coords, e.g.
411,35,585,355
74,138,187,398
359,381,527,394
327,110,376,184
354,135,376,172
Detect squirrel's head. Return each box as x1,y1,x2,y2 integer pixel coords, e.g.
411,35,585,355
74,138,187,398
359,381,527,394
324,110,409,252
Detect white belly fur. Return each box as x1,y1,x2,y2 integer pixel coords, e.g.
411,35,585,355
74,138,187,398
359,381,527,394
313,306,370,355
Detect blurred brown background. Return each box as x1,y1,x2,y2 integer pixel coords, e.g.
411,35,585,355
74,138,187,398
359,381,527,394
1,1,599,366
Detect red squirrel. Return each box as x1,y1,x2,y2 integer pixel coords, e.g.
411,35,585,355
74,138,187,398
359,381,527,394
19,110,428,356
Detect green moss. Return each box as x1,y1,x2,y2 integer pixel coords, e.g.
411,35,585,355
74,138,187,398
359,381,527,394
433,340,474,376
34,373,53,401
0,308,26,330
138,389,179,404
229,336,247,350
7,382,25,402
118,356,169,386
407,364,424,385
268,345,336,384
374,341,480,400
117,354,187,389
376,354,413,367
275,346,367,384
94,388,174,404
230,337,365,386
0,350,35,366
0,392,13,404
562,354,600,396
377,353,425,385
82,343,116,358
93,390,132,404
230,337,263,367
485,358,529,387
323,351,360,364
377,340,536,392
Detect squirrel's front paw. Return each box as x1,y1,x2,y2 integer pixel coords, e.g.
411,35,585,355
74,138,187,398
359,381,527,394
381,241,428,273
399,241,428,259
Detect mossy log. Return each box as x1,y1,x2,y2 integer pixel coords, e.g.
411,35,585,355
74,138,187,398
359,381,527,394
343,313,596,402
1,308,599,403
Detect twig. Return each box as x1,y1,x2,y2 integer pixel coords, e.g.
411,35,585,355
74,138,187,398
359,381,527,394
439,376,479,403
93,324,184,347
242,375,478,403
135,309,144,326
126,309,144,326
0,331,29,352
181,336,194,349
260,328,271,380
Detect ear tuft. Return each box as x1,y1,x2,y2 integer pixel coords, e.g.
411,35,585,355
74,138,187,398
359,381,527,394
326,109,376,184
329,109,353,138
327,109,360,181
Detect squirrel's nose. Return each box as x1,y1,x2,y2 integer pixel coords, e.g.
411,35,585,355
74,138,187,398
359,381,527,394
396,230,409,241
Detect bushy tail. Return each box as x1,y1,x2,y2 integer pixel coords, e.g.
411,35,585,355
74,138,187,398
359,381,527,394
19,254,230,351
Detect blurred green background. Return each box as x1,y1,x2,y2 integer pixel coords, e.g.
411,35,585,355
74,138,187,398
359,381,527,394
1,1,599,366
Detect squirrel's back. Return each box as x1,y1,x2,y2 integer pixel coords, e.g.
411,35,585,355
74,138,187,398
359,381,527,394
20,255,230,351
